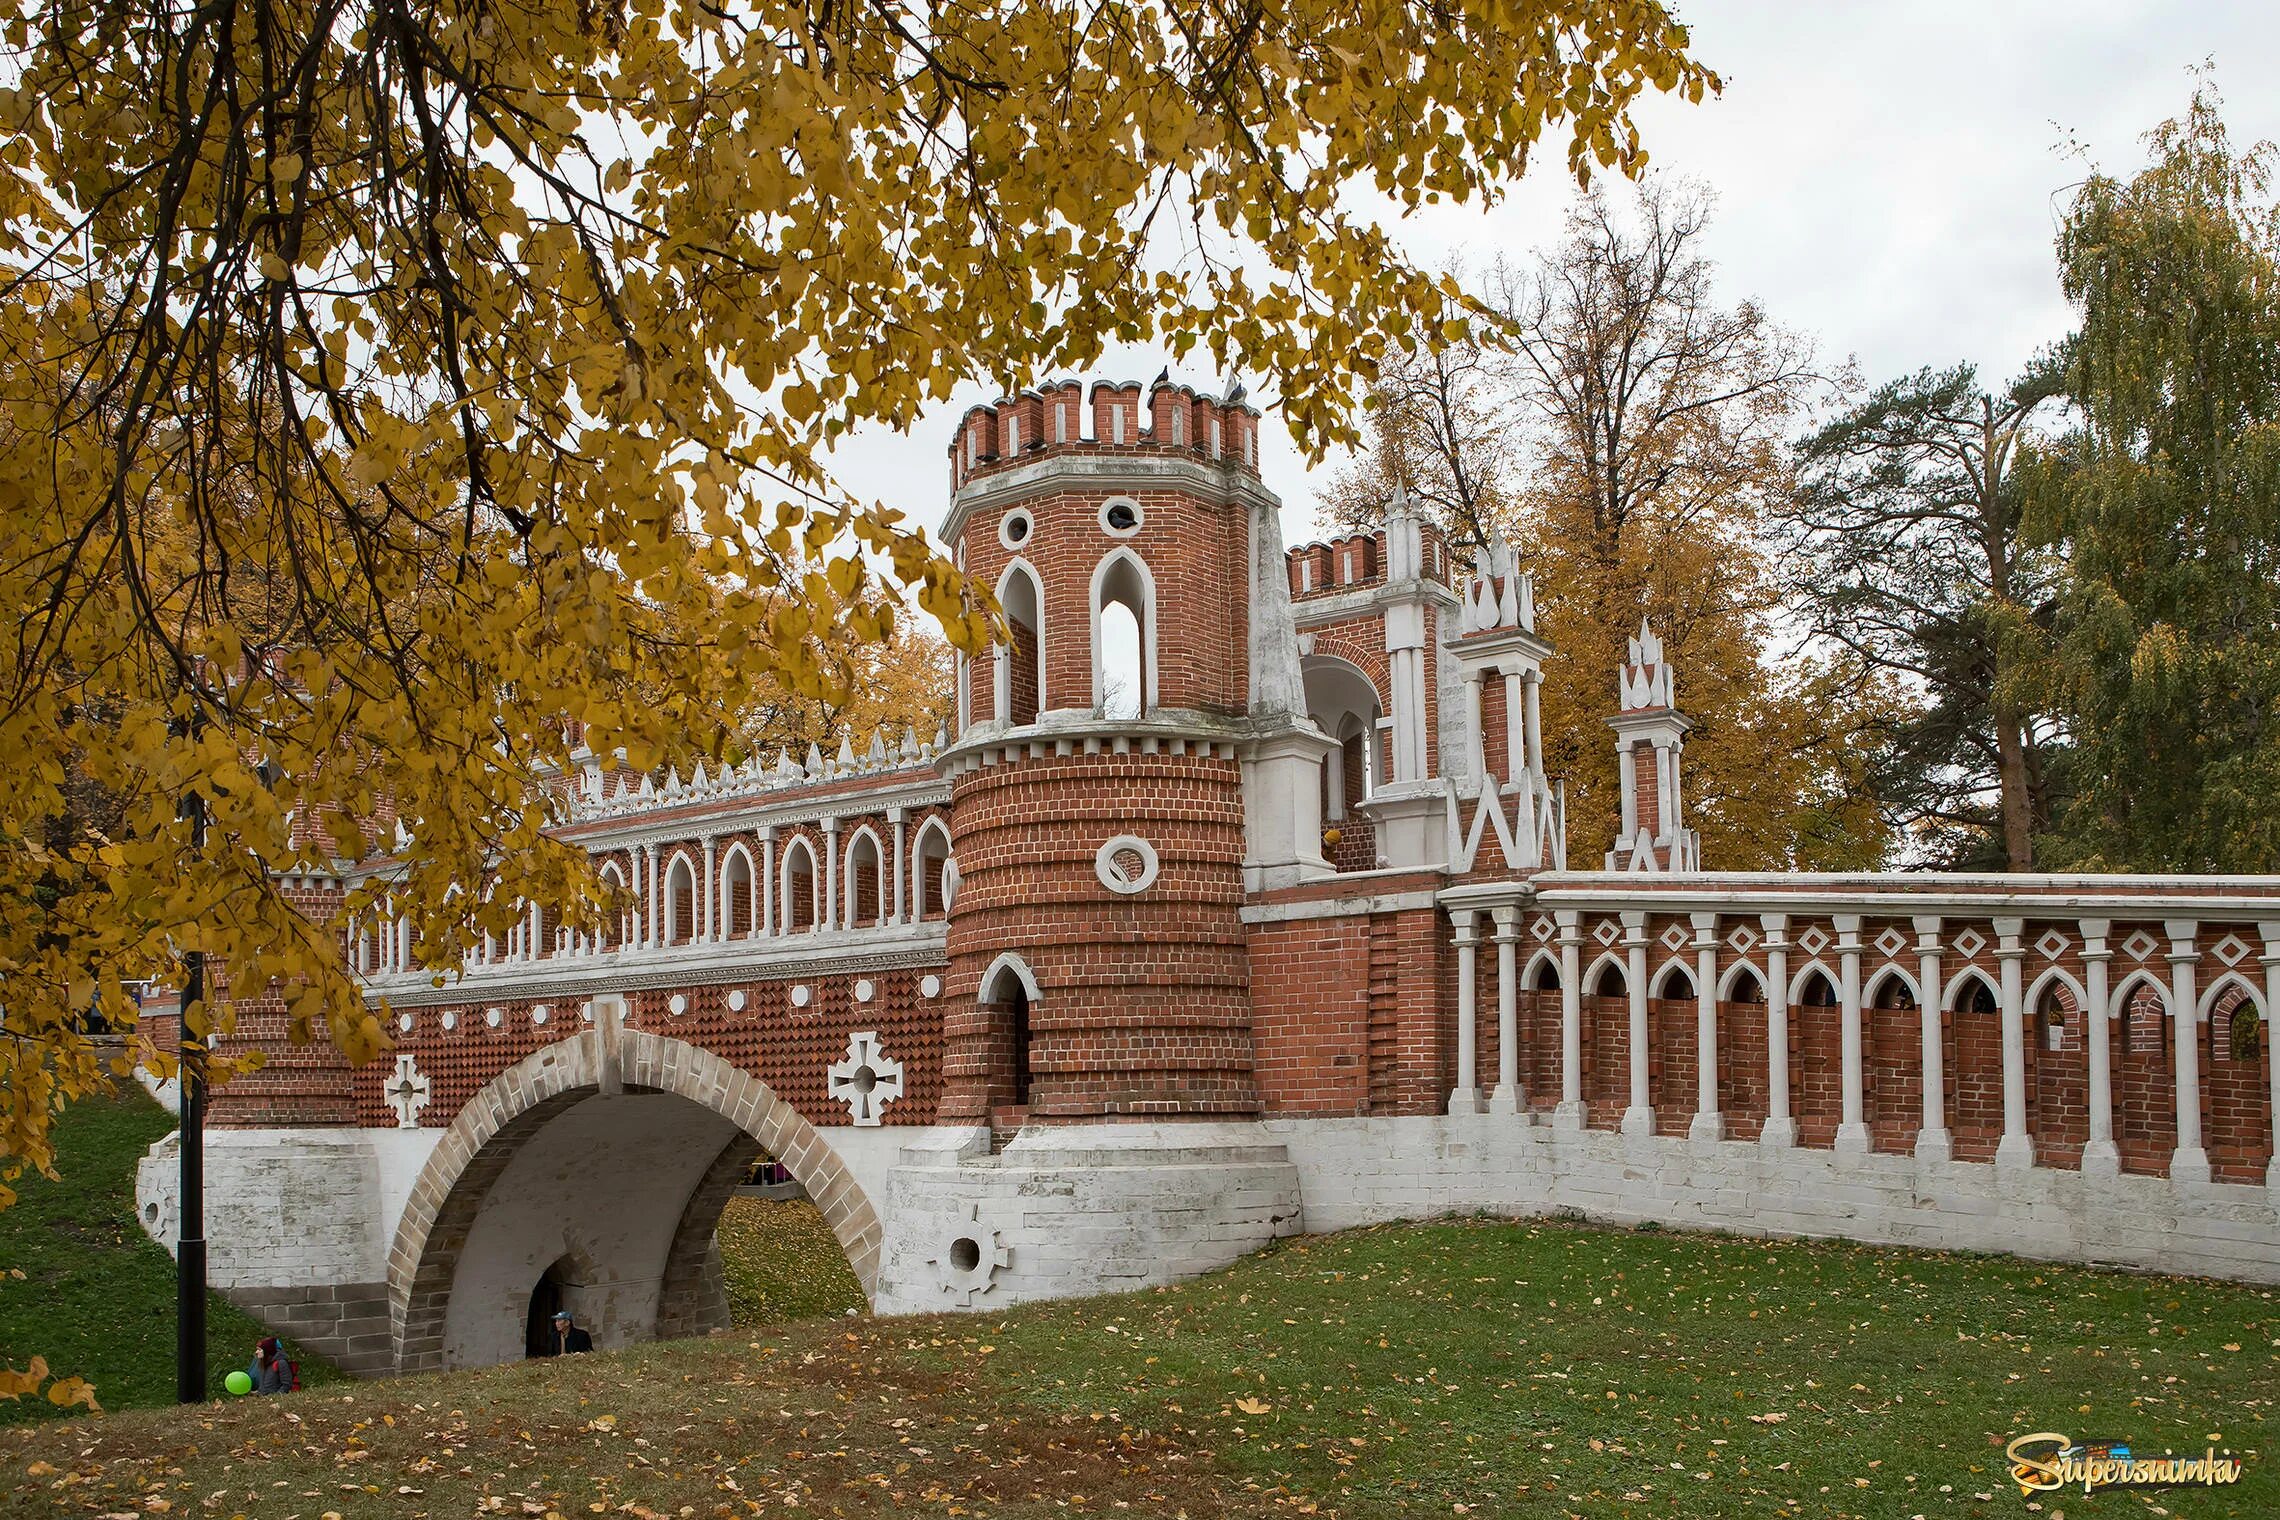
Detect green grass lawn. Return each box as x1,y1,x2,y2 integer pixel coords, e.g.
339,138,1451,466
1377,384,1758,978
0,1088,340,1425
716,1195,868,1327
4,1214,2273,1517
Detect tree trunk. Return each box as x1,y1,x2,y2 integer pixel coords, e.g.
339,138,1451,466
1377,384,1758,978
1994,712,2035,871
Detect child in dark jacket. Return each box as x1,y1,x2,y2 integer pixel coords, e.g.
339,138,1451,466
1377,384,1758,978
248,1337,295,1394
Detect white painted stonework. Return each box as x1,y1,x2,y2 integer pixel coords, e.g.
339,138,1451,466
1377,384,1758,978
1260,1116,2280,1285
873,1123,1305,1315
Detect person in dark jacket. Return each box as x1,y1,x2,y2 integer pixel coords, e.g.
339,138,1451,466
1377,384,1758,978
248,1337,294,1394
540,1309,593,1356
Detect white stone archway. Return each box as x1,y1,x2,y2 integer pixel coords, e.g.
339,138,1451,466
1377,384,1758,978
386,1017,880,1374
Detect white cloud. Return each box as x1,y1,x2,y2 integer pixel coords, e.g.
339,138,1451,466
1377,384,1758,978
825,2,2278,549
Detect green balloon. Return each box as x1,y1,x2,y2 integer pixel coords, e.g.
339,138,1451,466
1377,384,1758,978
224,1370,254,1396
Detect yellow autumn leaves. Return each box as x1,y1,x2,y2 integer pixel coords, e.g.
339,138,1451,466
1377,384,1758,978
0,0,1714,1281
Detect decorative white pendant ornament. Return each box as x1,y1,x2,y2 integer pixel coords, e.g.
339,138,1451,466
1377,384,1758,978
827,1030,905,1126
385,1053,432,1130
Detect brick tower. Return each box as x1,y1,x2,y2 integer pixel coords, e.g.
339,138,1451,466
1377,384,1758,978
935,378,1329,1128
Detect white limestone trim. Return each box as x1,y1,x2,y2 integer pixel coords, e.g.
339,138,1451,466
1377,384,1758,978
2024,964,2089,1015
997,506,1036,551
1095,835,1161,895
1859,963,1921,1008
1240,888,1444,924
978,951,1042,1005
1943,966,2001,1012
363,922,947,1007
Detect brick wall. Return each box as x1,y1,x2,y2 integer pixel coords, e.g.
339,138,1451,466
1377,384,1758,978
363,966,946,1135
943,747,1258,1121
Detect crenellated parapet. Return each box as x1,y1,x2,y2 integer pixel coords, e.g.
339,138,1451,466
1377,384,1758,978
947,378,1264,494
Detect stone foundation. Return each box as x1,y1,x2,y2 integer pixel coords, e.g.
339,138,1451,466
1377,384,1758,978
874,1123,1305,1314
1264,1114,2280,1284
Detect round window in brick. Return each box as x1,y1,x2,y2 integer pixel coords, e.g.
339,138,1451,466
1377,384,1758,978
998,508,1034,550
1099,496,1143,537
1095,833,1161,894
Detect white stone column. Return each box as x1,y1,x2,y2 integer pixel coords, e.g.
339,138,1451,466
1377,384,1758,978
759,826,777,939
1914,916,1951,1162
1555,911,1585,1131
890,808,909,924
821,817,840,932
1522,672,1545,779
2080,920,2118,1178
1490,906,1523,1115
1760,914,1794,1149
644,844,661,948
1652,742,1675,837
1834,914,1870,1161
1501,668,1527,793
701,836,718,943
1450,910,1482,1114
1621,911,1653,1136
1690,912,1722,1143
2262,922,2280,1191
1505,666,1537,853
1463,670,1487,785
2166,920,2211,1184
1993,917,2034,1171
1616,745,1639,837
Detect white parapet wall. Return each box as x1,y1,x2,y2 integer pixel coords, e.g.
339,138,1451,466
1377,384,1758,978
874,1123,1306,1315
1260,1114,2280,1284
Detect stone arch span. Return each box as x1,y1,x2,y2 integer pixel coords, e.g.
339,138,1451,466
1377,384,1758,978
387,1024,880,1374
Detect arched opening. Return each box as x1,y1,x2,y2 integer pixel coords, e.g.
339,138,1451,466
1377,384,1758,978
1532,957,1561,992
782,838,818,933
1867,970,1918,1010
389,1031,880,1375
1650,963,1694,1001
2037,981,2077,1051
912,819,953,920
1304,656,1384,871
598,862,629,951
1092,550,1154,718
1583,954,1627,1129
1796,970,1838,1008
2202,978,2271,1181
719,845,756,938
979,954,1039,1114
665,856,697,946
1948,971,1999,1015
996,562,1043,727
1722,966,1766,1003
844,829,884,929
2111,975,2175,1176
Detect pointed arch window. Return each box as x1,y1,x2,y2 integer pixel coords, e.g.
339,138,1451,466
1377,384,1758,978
1091,549,1155,719
995,562,1043,726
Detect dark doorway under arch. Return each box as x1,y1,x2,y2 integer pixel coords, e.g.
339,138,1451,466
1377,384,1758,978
524,1256,572,1358
1010,980,1034,1107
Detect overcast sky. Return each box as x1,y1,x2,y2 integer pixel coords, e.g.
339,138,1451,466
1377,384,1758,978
824,1,2280,548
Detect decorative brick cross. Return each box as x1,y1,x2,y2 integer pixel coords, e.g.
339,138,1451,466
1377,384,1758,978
386,1052,432,1129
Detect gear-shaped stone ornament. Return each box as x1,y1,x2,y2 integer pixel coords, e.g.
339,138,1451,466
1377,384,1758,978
928,1203,1012,1306
827,1030,905,1126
